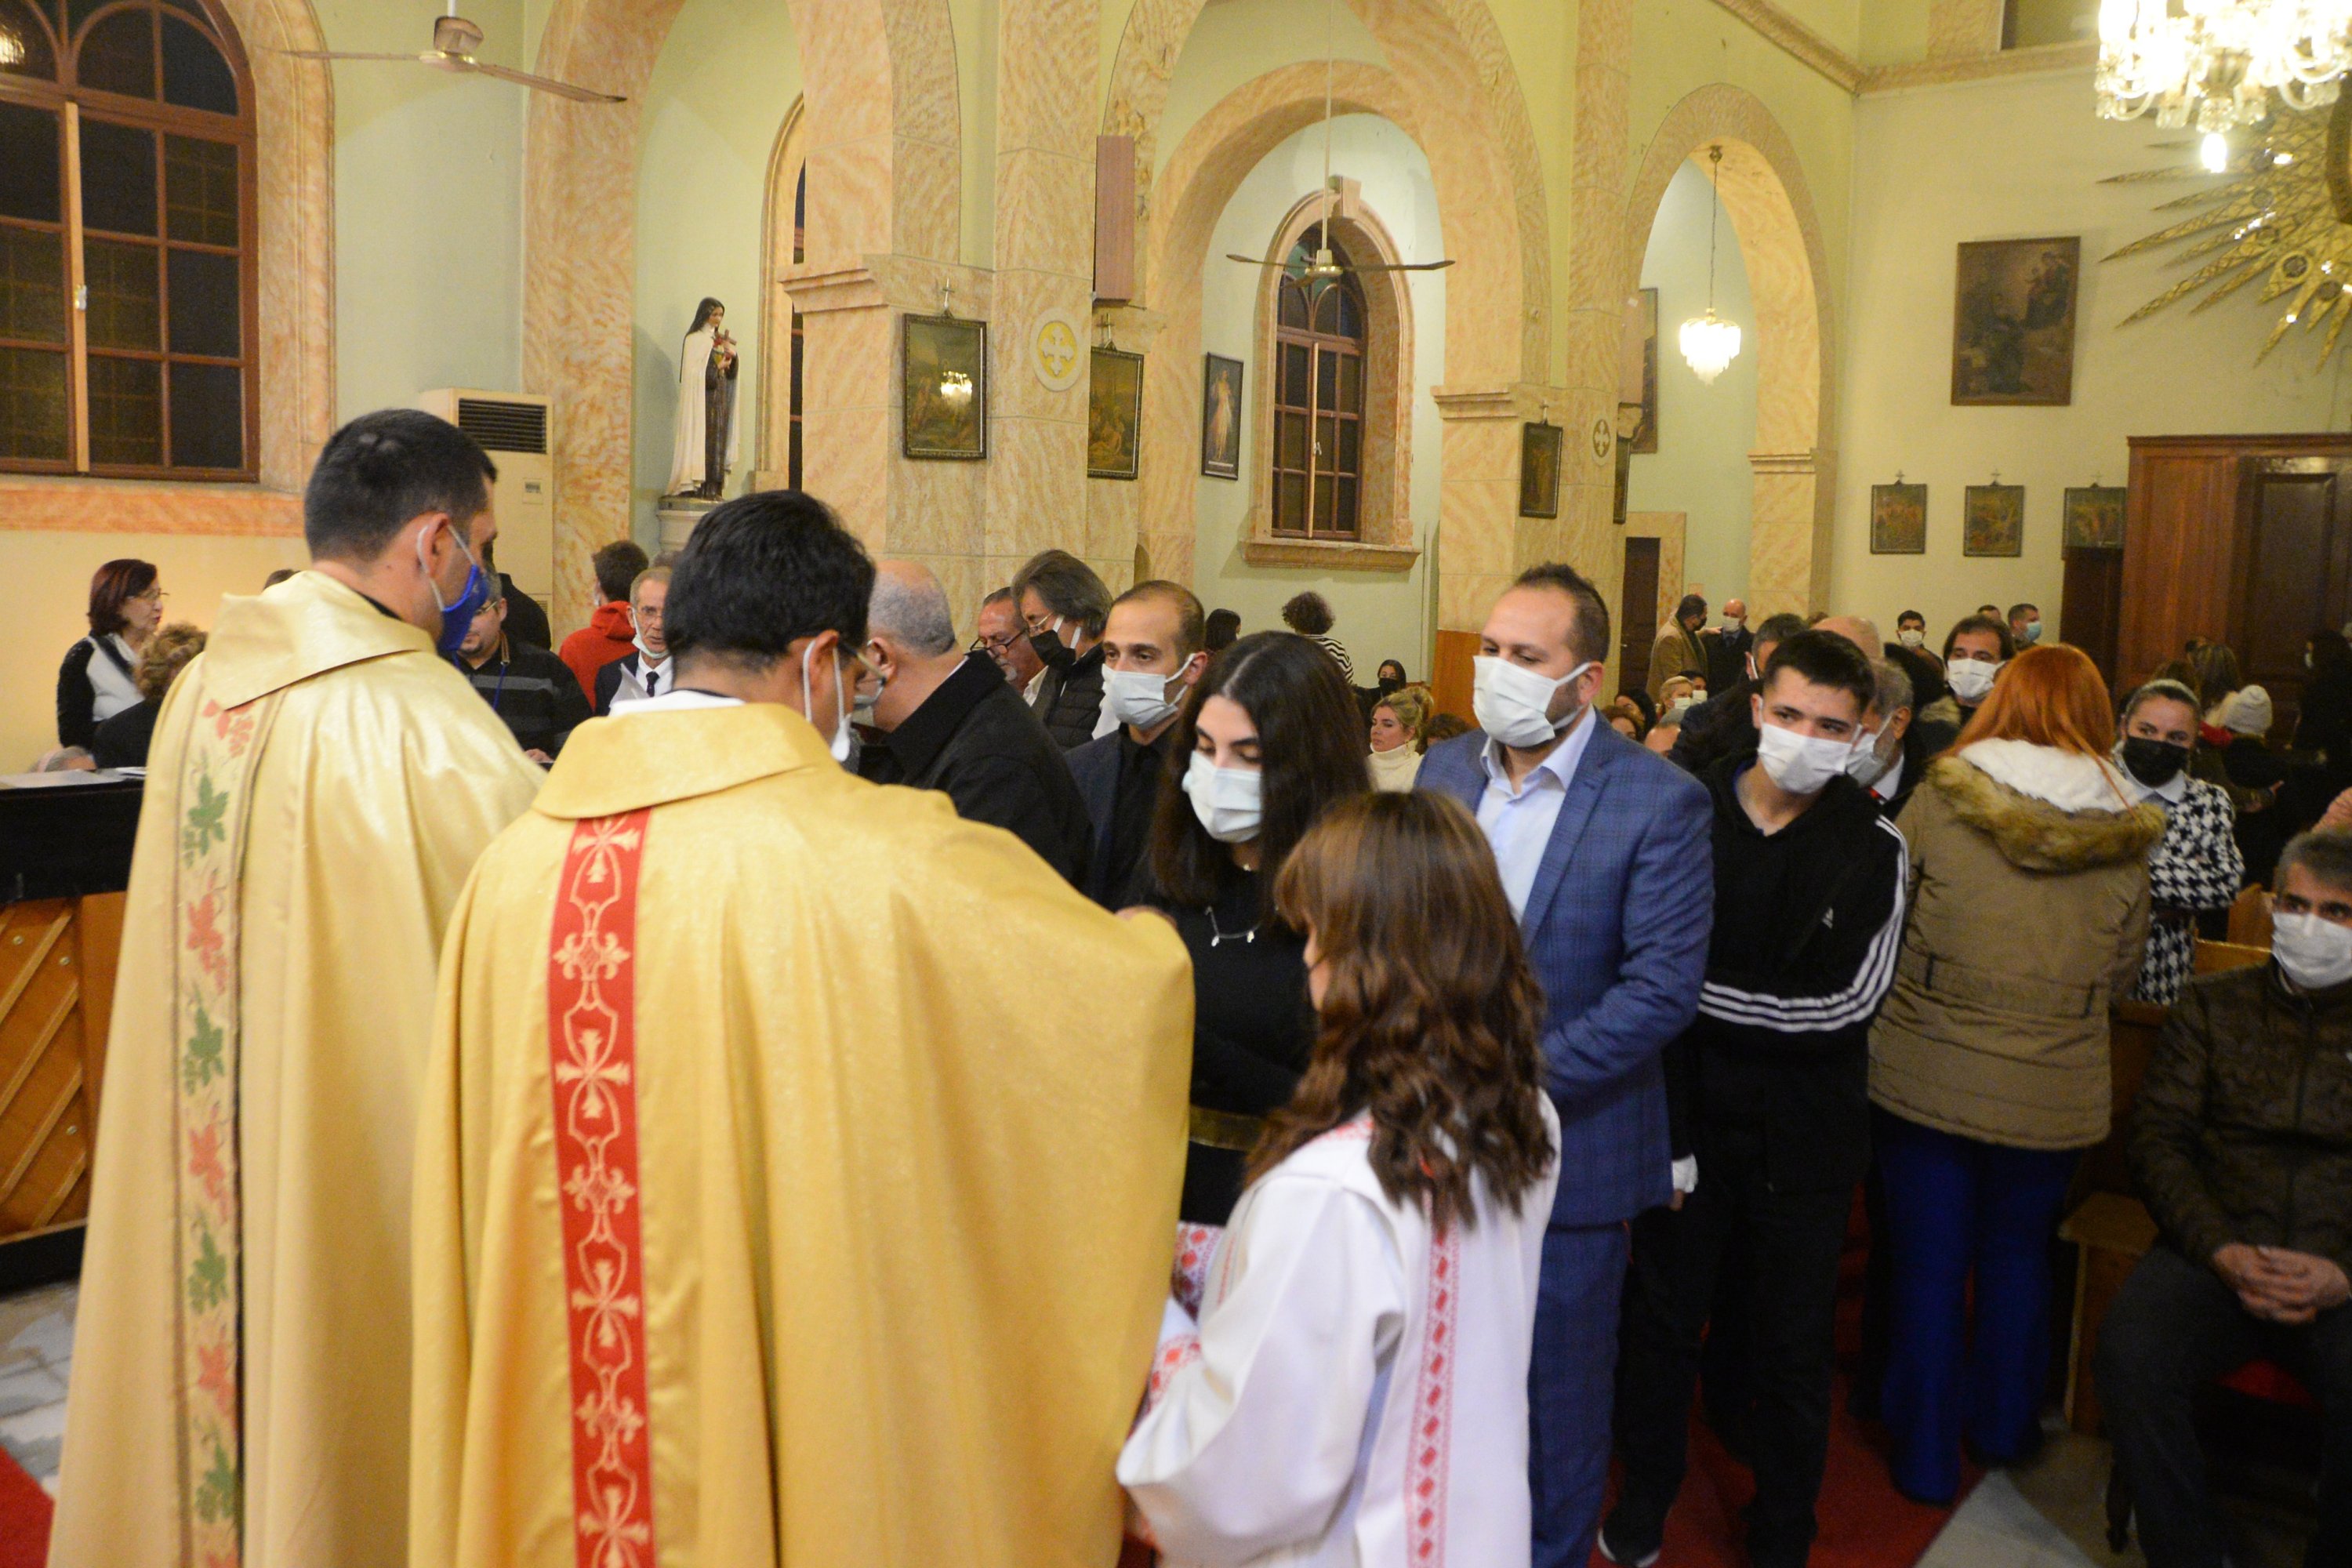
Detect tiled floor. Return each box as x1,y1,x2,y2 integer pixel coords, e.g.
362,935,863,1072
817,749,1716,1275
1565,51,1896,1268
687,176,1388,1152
0,1281,74,1495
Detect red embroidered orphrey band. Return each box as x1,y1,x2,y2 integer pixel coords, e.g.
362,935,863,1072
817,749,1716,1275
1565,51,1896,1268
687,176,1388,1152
1406,1225,1461,1566
547,812,658,1568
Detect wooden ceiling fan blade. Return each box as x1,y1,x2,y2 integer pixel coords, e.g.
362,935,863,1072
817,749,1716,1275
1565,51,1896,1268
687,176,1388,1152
470,60,626,102
270,49,433,62
1225,253,1291,268
1355,259,1457,272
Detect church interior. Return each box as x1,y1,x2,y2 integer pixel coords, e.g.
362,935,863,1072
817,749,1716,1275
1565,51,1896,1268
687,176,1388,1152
4,0,2352,1563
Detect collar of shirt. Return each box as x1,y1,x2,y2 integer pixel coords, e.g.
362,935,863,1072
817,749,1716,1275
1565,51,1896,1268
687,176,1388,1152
610,687,744,715
2119,762,2189,806
1477,702,1598,800
1871,750,1907,804
877,652,999,775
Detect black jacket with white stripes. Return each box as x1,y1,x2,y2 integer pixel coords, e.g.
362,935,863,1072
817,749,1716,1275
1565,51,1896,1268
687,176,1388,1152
1664,755,1910,1193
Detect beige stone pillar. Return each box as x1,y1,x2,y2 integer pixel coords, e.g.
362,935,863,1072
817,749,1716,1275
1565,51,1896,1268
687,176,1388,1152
1430,384,1540,633
1745,446,1835,619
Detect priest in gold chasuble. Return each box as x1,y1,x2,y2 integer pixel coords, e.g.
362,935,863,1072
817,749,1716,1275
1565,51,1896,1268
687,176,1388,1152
408,493,1193,1568
50,412,543,1568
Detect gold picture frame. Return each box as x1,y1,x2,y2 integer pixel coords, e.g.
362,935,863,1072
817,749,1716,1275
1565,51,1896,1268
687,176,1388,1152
1871,482,1927,554
1088,347,1145,481
1963,483,2026,557
901,314,988,460
1519,422,1562,519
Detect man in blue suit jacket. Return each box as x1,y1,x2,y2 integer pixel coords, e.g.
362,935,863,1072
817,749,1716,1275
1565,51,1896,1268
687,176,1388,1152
1419,562,1713,1568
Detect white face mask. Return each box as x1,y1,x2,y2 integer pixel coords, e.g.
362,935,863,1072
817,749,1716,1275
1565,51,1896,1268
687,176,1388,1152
1947,659,2001,704
1473,655,1596,750
1105,661,1194,733
1182,750,1262,843
2272,912,2352,991
1754,719,1854,795
1665,695,1698,724
1846,726,1900,788
1897,628,1926,648
800,641,855,763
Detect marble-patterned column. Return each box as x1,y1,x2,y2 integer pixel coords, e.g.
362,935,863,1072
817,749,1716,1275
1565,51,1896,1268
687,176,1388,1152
1745,446,1835,618
1431,384,1537,633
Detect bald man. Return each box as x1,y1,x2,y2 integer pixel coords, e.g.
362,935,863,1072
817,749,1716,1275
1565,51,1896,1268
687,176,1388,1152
1704,597,1752,695
856,560,1092,885
1813,614,1882,655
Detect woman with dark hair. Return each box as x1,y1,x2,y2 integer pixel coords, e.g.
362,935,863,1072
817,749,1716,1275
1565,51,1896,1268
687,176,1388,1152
2296,627,2352,794
1120,791,1559,1564
1279,590,1354,680
1145,630,1370,1227
56,557,164,748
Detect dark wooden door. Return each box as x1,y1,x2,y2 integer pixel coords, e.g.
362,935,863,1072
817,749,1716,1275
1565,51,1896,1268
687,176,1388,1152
2060,548,2123,689
1619,536,1660,699
2232,456,2352,736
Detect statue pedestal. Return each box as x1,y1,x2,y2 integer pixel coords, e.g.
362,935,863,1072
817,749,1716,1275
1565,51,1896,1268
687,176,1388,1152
656,498,717,556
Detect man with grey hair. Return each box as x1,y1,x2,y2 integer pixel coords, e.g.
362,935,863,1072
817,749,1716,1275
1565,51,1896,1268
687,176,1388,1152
1011,548,1113,748
975,584,1045,694
857,559,1091,884
1852,655,1923,816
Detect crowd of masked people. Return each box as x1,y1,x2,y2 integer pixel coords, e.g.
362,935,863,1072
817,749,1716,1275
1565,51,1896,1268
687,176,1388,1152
42,515,2352,1568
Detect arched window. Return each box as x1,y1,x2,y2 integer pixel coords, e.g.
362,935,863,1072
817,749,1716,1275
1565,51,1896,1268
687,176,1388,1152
789,165,804,490
1269,223,1364,539
0,0,255,479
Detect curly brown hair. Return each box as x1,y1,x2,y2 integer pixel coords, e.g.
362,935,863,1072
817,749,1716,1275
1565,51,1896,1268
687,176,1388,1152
134,622,207,704
1254,791,1555,1232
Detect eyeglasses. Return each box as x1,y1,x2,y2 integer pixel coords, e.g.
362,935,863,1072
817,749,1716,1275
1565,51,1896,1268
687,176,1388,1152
970,631,1018,655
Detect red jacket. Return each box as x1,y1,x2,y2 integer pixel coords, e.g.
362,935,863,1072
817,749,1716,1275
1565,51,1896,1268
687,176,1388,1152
559,601,637,702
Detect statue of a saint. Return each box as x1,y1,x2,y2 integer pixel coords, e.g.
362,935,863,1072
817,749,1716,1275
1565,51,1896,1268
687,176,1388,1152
665,296,740,501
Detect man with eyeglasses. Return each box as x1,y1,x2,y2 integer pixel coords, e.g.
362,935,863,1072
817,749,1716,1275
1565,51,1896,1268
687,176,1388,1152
974,586,1046,695
2096,826,2352,1568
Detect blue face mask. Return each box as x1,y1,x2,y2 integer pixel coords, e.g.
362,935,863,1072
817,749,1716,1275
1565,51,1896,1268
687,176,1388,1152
422,525,492,658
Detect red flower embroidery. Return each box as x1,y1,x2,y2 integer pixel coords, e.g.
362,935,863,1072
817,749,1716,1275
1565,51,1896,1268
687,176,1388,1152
196,1338,236,1420
185,892,230,989
187,1120,229,1209
202,699,256,758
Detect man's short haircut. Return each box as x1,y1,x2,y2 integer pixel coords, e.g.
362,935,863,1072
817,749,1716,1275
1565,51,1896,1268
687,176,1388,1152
1944,613,2016,663
2123,677,2203,724
1511,563,1612,667
1898,608,1926,626
868,565,960,658
593,540,652,604
1762,628,1876,716
1010,549,1112,636
2279,829,2352,896
303,409,497,564
1281,591,1336,636
1868,656,1914,720
1113,579,1207,656
1675,593,1708,623
1753,612,1809,656
2008,602,2039,621
630,564,672,603
663,491,875,673
982,586,1016,611
1204,607,1242,651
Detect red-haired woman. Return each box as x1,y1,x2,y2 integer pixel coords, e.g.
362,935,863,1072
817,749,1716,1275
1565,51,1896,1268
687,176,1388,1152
1867,644,2162,1501
56,557,165,749
1120,791,1559,1566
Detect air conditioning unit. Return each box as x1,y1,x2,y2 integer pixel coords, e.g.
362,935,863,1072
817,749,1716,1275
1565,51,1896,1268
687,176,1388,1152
416,390,554,608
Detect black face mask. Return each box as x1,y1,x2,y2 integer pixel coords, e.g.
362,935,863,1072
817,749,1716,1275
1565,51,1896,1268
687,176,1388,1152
1378,674,1403,693
2122,735,2190,789
1028,626,1076,670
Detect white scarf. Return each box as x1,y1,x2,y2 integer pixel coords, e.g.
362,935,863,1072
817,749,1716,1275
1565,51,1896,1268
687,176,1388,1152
1367,745,1421,793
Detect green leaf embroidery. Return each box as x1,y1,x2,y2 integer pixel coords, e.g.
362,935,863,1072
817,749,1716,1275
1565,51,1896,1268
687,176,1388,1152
192,1433,239,1525
188,1225,229,1313
182,774,229,865
183,1005,224,1094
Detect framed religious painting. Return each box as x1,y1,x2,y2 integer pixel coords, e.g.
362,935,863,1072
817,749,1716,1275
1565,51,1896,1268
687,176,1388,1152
1963,482,2026,557
1631,288,1660,454
1201,354,1243,479
1870,481,1927,554
1519,421,1562,519
902,314,988,460
2063,484,2126,550
1951,237,2079,406
1089,347,1145,480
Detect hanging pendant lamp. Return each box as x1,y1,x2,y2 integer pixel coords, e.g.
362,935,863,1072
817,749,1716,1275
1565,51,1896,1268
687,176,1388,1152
1679,145,1744,385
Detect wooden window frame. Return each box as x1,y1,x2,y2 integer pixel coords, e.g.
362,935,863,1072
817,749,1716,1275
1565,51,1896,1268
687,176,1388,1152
1269,236,1367,543
0,0,259,482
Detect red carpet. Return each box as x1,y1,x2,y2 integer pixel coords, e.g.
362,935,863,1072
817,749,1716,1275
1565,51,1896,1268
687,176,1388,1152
0,1446,51,1568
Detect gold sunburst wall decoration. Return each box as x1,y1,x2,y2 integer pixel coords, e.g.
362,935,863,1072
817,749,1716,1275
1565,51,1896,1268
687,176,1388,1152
2105,97,2352,365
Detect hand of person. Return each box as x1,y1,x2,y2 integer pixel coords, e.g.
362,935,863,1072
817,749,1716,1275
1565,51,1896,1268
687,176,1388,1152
2253,1247,2352,1320
2324,787,2352,832
2214,1243,2303,1320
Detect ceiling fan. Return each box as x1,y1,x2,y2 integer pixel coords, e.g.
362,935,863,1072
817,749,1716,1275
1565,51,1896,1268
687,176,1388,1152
274,2,625,103
1226,0,1454,280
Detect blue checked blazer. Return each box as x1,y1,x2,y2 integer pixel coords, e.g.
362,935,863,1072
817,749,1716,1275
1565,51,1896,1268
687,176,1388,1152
1419,721,1714,1226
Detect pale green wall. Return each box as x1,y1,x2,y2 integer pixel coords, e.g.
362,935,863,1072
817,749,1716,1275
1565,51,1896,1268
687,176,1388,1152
324,0,528,418
1858,0,1932,67
1195,114,1444,679
629,0,803,544
1628,160,1759,608
1156,0,1387,180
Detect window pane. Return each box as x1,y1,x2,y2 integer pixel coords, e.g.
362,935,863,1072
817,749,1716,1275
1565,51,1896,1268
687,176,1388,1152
67,0,116,38
1276,471,1306,532
76,6,152,97
80,118,157,236
0,225,66,342
1334,477,1359,536
1313,475,1335,532
87,353,161,465
1338,417,1359,477
0,103,61,222
1280,343,1309,406
1336,286,1362,339
1337,352,1361,413
167,245,234,354
0,345,68,460
84,235,156,348
1278,279,1305,328
0,0,58,78
1277,410,1306,470
789,310,803,405
162,11,234,113
1313,284,1341,335
169,358,238,468
1315,415,1335,472
165,135,237,245
1316,347,1336,408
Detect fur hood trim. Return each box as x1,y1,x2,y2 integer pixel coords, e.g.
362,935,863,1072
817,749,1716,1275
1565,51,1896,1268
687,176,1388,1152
1927,753,2165,872
1959,739,2132,811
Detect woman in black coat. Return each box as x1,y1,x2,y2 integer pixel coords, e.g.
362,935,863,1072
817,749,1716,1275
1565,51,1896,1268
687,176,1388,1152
56,558,164,748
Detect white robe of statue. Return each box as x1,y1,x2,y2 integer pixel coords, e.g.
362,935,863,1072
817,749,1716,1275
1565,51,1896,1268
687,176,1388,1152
665,325,742,498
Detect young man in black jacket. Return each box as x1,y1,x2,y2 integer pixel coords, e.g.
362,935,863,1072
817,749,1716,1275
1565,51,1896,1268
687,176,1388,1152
1603,630,1910,1568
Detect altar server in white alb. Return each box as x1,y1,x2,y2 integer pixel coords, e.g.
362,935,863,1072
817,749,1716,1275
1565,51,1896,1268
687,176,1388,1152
1120,790,1562,1567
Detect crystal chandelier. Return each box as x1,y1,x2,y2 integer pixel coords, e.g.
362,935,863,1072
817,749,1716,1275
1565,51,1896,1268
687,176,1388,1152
2096,0,2352,133
1679,146,1744,386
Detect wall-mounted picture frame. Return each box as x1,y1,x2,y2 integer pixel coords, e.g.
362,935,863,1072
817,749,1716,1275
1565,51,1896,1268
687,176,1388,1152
1632,288,1660,454
2062,485,2126,550
902,314,988,460
1870,482,1927,554
1201,354,1243,480
1963,482,2026,557
1088,347,1145,480
1952,236,2079,406
1519,422,1562,519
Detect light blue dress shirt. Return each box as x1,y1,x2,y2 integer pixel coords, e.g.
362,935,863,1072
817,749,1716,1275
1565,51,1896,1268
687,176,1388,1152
1473,706,1600,920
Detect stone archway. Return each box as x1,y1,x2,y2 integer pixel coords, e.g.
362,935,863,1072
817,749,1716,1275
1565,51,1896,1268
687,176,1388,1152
522,0,958,624
1624,85,1835,619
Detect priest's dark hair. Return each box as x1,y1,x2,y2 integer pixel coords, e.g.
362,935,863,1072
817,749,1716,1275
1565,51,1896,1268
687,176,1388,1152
1254,790,1555,1232
663,489,874,674
1148,630,1368,920
303,409,497,563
